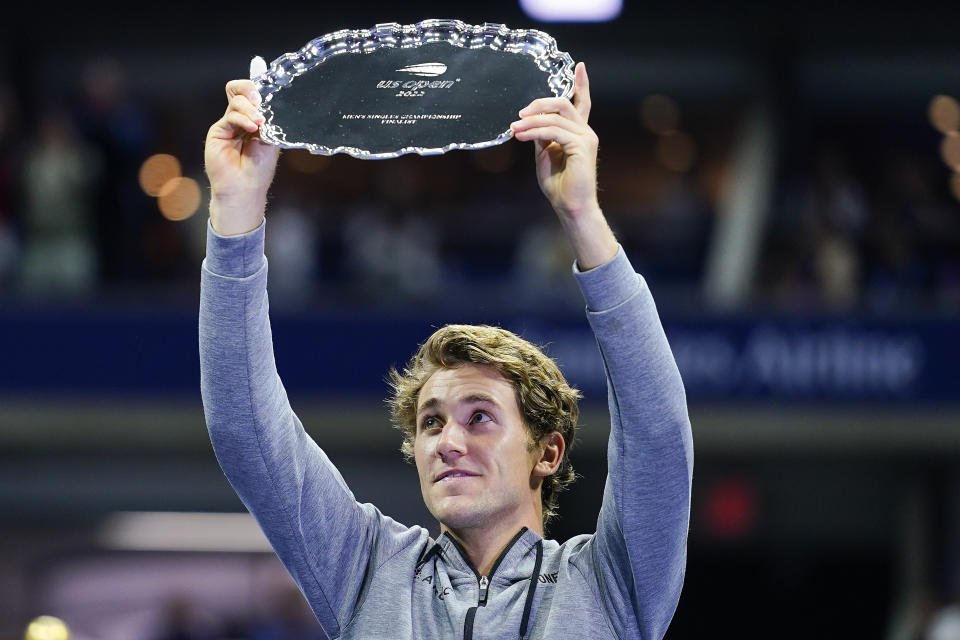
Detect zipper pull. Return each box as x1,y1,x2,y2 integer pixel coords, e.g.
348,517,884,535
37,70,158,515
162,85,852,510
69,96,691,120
478,575,489,606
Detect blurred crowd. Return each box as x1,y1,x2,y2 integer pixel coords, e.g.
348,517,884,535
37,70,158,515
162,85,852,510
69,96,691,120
0,58,200,300
760,143,960,314
150,588,326,640
1,58,958,314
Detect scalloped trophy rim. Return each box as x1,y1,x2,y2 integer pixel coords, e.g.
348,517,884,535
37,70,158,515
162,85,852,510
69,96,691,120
251,18,576,160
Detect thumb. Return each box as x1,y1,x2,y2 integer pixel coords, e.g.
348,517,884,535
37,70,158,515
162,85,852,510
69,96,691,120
573,62,592,122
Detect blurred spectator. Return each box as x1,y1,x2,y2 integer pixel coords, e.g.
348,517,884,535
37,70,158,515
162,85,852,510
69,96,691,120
866,156,960,313
760,142,960,313
641,174,714,284
249,586,326,640
341,204,441,300
19,107,101,296
77,57,153,283
813,232,860,311
512,221,578,305
265,196,319,305
152,596,214,640
762,146,869,312
806,148,868,311
810,147,870,236
0,82,21,290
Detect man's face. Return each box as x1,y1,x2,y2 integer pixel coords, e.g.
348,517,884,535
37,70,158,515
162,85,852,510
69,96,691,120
413,364,542,532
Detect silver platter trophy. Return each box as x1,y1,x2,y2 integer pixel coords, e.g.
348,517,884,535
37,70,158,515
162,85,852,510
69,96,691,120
251,19,575,160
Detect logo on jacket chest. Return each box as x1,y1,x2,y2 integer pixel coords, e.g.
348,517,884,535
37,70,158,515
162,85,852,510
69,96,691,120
412,566,560,603
414,566,451,601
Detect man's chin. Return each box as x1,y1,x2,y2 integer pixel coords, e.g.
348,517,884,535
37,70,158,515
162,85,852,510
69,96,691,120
430,498,486,530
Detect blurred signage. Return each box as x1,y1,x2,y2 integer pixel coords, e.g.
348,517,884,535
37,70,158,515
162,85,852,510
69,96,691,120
530,320,935,401
0,308,954,403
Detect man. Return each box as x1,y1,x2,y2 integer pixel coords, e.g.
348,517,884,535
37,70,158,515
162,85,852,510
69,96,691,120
200,62,693,640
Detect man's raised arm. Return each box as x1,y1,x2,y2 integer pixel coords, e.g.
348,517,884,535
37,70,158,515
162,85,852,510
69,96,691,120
199,80,414,638
512,63,694,639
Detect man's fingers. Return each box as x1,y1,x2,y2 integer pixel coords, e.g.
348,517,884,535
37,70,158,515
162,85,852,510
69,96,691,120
511,113,585,136
519,96,581,122
511,111,598,152
225,79,262,107
512,124,579,148
573,62,592,121
209,111,259,140
225,93,263,123
226,111,260,134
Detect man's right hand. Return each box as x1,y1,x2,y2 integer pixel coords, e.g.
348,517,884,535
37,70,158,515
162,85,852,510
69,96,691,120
204,79,280,236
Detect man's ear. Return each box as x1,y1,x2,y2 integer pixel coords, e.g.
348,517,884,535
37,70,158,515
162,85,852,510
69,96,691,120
532,432,565,478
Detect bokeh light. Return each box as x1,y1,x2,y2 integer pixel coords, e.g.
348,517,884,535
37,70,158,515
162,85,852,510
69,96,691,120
929,95,960,134
939,132,960,169
640,95,680,135
704,478,758,540
25,616,70,640
138,154,182,197
657,131,697,172
157,177,202,221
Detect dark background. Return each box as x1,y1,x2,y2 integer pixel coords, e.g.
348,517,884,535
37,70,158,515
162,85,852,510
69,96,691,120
2,2,960,639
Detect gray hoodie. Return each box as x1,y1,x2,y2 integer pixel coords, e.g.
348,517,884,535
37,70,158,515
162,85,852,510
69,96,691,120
199,221,693,640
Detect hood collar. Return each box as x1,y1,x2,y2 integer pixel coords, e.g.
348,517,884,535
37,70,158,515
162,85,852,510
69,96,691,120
435,527,543,585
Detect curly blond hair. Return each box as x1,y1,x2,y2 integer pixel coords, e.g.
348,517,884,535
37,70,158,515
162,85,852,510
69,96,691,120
387,324,581,529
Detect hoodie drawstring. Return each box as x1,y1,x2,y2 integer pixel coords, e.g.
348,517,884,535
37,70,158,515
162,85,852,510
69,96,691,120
518,540,544,640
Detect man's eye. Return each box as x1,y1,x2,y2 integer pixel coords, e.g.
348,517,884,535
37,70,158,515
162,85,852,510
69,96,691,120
471,411,492,424
421,417,439,430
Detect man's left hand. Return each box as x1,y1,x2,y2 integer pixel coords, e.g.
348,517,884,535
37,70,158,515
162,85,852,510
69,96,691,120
511,62,617,271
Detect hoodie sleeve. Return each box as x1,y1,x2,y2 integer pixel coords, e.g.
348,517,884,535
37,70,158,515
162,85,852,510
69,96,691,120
198,220,413,639
572,246,694,640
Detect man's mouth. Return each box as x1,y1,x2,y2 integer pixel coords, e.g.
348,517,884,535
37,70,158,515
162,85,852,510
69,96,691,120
435,469,479,482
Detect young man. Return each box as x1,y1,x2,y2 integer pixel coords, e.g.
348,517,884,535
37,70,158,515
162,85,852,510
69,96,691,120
200,62,693,640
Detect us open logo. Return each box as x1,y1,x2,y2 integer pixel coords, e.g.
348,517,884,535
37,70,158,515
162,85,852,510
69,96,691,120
377,63,459,93
395,63,448,77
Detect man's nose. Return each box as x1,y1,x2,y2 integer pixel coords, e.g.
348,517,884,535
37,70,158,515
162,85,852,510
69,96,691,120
436,420,467,460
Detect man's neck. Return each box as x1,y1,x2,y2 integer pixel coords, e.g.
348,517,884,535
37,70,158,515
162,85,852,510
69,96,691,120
443,518,543,577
